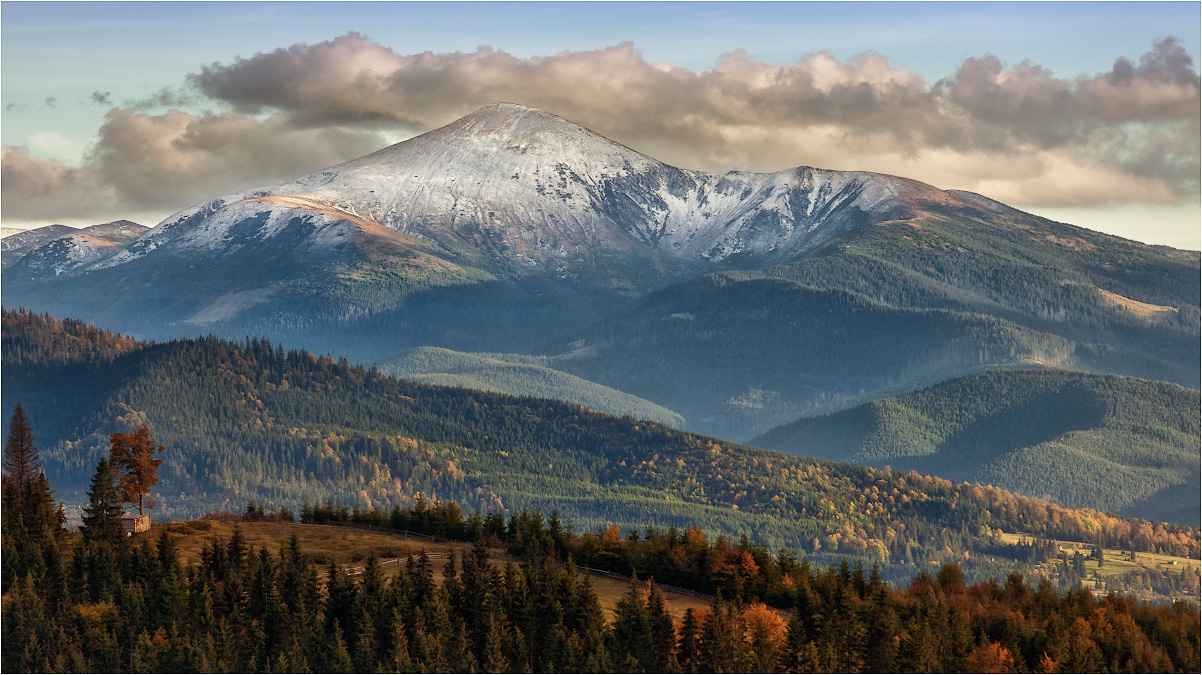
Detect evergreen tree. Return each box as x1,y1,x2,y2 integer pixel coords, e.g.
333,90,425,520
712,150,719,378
387,608,413,672
699,597,749,673
646,584,680,673
677,608,703,674
611,576,652,671
325,620,354,673
2,404,41,487
81,457,124,543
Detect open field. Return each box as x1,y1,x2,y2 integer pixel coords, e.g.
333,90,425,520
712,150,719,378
140,520,713,620
997,531,1200,571
1098,288,1177,320
997,531,1200,603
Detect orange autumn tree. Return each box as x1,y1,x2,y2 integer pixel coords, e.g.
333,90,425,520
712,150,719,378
109,426,165,515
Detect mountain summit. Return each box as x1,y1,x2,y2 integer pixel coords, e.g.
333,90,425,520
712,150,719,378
85,103,955,273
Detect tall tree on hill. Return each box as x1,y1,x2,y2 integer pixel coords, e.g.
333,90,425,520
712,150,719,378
2,404,41,488
108,426,165,516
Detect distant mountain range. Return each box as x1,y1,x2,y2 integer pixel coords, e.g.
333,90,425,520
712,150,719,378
3,103,1197,442
2,220,147,274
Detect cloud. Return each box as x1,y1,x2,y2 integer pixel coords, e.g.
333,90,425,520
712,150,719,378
4,34,1199,226
123,87,201,111
1,109,387,222
89,91,112,106
184,34,1199,203
1,146,117,220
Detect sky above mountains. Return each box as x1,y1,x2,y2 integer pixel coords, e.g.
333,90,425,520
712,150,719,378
3,1,1199,248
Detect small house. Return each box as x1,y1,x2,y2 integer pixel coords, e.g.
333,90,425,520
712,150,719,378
122,514,151,536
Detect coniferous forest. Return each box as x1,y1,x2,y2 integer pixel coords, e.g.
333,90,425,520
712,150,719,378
3,455,1200,674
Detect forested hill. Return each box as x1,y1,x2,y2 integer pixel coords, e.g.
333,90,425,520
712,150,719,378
754,369,1201,525
3,310,1198,572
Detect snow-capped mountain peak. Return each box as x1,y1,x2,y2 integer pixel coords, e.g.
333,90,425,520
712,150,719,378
87,103,954,272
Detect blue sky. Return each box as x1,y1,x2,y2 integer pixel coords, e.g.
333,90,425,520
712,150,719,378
3,2,1200,246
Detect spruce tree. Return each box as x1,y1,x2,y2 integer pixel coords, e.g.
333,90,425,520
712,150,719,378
2,404,41,487
611,576,651,670
646,584,680,673
676,608,703,674
387,608,412,672
482,608,510,673
81,457,124,543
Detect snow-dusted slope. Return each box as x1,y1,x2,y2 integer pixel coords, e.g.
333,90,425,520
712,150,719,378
93,103,953,272
16,233,128,276
3,221,146,271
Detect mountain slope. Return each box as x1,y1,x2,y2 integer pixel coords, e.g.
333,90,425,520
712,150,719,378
380,346,685,428
753,369,1201,525
545,200,1199,438
5,310,1197,567
0,103,1026,339
2,103,1197,440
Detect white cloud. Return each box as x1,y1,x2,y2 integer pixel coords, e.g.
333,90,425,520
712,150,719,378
4,34,1198,229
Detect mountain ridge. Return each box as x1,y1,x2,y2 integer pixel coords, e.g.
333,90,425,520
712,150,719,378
2,103,1196,441
28,103,971,280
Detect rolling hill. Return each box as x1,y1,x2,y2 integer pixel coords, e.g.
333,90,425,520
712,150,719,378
380,346,685,428
5,310,1197,573
753,369,1201,525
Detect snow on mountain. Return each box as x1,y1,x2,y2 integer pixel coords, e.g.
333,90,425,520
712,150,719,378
87,103,957,273
16,233,128,276
2,221,147,271
2,225,75,263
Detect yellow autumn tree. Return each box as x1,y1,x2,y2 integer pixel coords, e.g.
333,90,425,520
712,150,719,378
743,602,788,672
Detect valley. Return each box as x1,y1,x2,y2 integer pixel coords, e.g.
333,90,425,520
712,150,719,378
754,369,1201,524
4,310,1197,580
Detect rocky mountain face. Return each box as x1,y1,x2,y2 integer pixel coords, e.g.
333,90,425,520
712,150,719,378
3,104,1197,442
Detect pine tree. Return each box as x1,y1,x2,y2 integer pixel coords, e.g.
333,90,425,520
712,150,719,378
676,608,703,674
81,457,124,543
646,584,680,673
3,404,41,487
611,576,651,670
